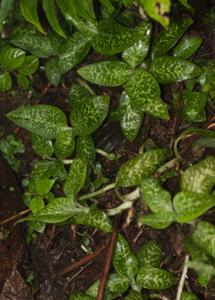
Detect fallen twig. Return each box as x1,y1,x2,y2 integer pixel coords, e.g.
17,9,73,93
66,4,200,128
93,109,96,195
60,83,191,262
0,208,31,226
176,255,189,300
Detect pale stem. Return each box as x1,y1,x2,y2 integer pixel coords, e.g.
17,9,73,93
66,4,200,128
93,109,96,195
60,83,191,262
176,255,189,300
156,158,178,175
107,201,134,216
79,183,116,201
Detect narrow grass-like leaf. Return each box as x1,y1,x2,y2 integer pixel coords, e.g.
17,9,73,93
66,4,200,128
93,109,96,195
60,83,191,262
150,56,202,83
173,36,202,59
116,148,169,187
78,61,132,86
7,105,68,139
124,68,169,119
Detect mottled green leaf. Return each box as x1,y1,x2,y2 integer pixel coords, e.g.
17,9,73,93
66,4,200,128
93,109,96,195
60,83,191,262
140,211,174,229
42,0,66,38
124,68,169,120
122,21,152,67
199,60,215,92
113,234,139,281
36,178,55,195
125,290,145,300
137,267,176,289
173,191,215,223
119,92,143,142
7,105,68,139
11,26,55,58
150,56,202,83
0,72,12,92
70,84,109,135
17,55,39,75
187,261,215,287
91,19,145,55
0,0,13,31
192,221,215,258
0,47,25,70
54,129,75,159
17,74,29,90
116,148,169,187
140,0,171,27
182,90,207,122
140,177,172,213
153,18,193,56
76,135,96,161
78,61,132,87
69,293,95,300
137,240,162,268
181,156,215,194
31,133,54,158
87,273,129,299
45,57,61,86
58,32,91,74
73,206,112,232
173,36,202,59
20,0,45,34
181,291,199,300
64,158,88,197
28,160,52,193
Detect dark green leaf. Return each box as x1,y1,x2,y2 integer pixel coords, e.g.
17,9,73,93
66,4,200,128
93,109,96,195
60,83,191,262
45,57,61,86
181,291,199,300
181,156,215,193
173,191,215,223
124,68,169,120
70,84,109,135
17,74,29,90
91,19,145,55
0,72,12,92
31,133,54,158
76,135,96,161
173,36,202,59
69,293,95,300
36,178,55,194
113,234,139,281
140,177,173,213
58,32,91,74
178,0,193,10
72,206,112,232
7,104,68,139
187,261,215,287
0,47,25,70
0,0,13,31
42,0,66,38
182,90,207,122
20,0,45,34
122,21,152,67
64,158,88,197
140,212,174,229
137,240,162,268
140,0,171,27
17,55,39,75
78,61,133,87
28,160,52,192
150,56,202,83
193,136,215,149
119,92,143,142
54,129,75,159
153,18,193,56
124,290,144,300
116,148,169,187
192,221,215,258
137,267,176,289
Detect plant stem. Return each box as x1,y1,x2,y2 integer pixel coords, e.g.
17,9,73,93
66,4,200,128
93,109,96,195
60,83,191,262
107,201,134,216
96,148,116,160
176,255,189,300
79,183,116,201
0,208,31,226
156,158,178,175
76,78,95,95
62,159,74,164
121,187,140,202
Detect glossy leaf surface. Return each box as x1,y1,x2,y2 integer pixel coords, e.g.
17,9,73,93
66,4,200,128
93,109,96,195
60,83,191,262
78,61,132,87
36,178,55,195
17,55,39,75
119,92,143,142
116,148,169,187
76,135,96,161
7,105,68,139
31,133,54,158
45,57,61,86
182,90,207,122
137,267,176,290
140,211,174,229
113,234,139,280
181,156,215,194
173,36,202,59
0,0,13,30
0,47,25,70
137,240,162,268
64,158,87,197
54,129,75,159
122,22,152,67
173,191,215,223
150,56,202,83
0,72,12,92
124,68,169,119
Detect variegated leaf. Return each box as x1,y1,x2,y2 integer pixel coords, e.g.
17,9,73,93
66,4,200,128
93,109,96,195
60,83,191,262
150,56,202,83
140,211,174,229
124,68,169,120
119,92,143,142
181,156,215,193
116,148,169,187
137,267,176,290
137,240,162,268
76,135,96,161
173,36,202,59
7,105,68,139
31,133,54,158
54,129,75,159
181,291,199,300
78,61,133,87
182,90,207,122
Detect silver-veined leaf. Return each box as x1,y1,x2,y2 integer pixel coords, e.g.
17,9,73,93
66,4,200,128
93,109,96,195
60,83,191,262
54,129,75,159
76,135,96,161
31,133,54,158
182,90,207,122
137,240,162,268
173,36,202,59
